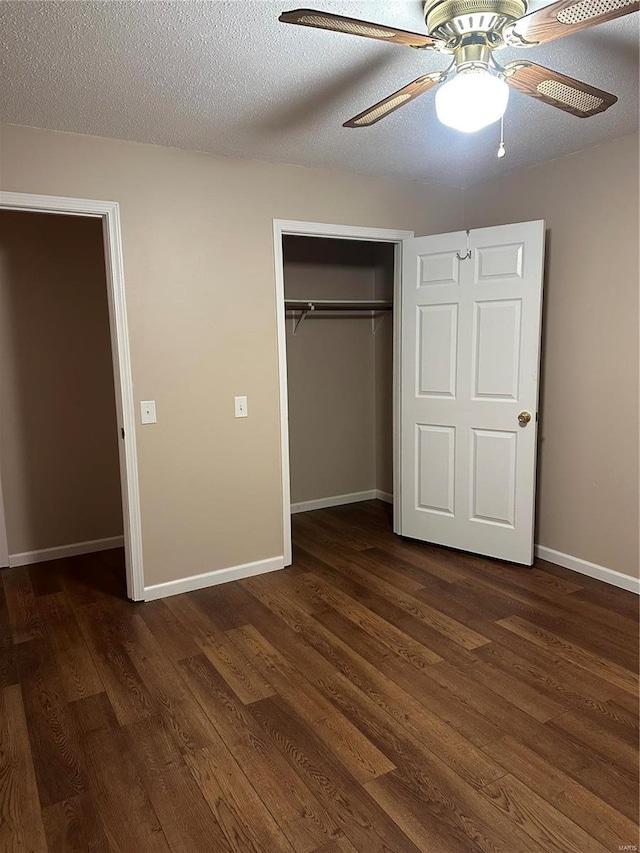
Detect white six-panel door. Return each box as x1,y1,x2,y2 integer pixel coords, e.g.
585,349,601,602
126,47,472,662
399,221,545,565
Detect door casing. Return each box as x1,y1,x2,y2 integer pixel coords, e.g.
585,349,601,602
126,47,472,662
0,192,145,600
0,469,7,569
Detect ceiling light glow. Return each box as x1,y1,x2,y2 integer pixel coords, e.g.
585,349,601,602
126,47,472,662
435,70,509,133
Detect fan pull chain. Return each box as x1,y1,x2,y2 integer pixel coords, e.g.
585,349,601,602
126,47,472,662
497,115,506,159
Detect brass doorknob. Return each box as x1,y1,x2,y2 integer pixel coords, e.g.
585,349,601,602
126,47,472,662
518,411,532,427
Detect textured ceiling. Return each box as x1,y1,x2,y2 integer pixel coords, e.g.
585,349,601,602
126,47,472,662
0,1,638,187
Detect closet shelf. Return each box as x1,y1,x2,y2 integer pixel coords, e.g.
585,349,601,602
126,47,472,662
284,299,392,312
285,299,392,335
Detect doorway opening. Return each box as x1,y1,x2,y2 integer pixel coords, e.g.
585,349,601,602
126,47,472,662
273,220,414,565
0,193,143,600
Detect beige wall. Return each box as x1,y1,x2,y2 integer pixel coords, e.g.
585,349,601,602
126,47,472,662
0,123,463,586
464,134,640,579
284,238,395,504
285,237,376,504
3,123,633,587
0,211,123,555
373,246,395,497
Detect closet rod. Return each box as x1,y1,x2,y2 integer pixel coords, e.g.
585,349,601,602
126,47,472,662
284,299,392,311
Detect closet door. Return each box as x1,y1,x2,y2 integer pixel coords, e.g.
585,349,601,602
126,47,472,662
399,221,545,565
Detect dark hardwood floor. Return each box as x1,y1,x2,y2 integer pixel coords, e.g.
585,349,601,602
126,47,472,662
1,500,638,852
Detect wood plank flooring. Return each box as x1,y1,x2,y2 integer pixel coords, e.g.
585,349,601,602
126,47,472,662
1,500,638,852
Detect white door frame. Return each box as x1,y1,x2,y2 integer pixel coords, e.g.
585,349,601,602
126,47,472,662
0,471,7,569
0,191,144,600
273,219,414,565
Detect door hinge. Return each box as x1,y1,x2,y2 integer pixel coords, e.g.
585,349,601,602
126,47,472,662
121,427,125,439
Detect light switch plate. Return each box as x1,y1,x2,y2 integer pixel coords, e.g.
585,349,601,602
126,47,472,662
140,400,157,424
234,396,248,418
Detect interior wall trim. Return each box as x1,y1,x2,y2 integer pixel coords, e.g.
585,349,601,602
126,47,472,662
0,191,144,600
144,555,284,601
8,536,125,568
273,219,414,569
535,544,639,594
291,491,378,514
0,475,7,568
376,490,394,504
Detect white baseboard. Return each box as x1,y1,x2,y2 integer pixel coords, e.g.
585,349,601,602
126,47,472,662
144,555,284,601
376,490,393,504
535,545,640,595
8,536,124,568
291,491,377,514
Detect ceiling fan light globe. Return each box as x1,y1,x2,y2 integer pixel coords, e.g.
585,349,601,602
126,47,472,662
435,70,509,133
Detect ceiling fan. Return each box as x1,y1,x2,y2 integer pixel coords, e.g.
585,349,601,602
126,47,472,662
279,0,639,133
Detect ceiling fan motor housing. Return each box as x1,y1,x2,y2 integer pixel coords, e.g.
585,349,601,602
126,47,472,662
424,0,527,47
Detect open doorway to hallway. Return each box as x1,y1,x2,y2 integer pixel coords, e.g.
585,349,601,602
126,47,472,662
0,210,126,596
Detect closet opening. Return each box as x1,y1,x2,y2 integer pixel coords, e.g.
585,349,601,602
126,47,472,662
274,220,414,566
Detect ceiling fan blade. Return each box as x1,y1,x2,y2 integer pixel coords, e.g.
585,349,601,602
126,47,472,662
505,0,639,45
504,61,617,117
279,8,440,48
343,73,444,127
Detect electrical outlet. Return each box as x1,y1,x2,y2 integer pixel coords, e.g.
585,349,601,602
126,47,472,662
140,400,157,424
234,396,248,418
